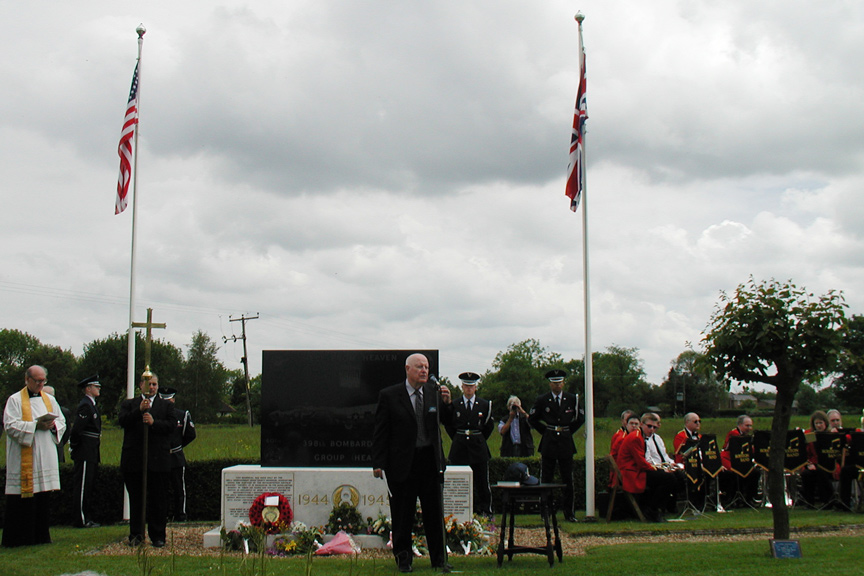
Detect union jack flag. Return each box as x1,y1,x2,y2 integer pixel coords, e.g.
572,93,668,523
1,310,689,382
116,63,139,215
566,30,587,212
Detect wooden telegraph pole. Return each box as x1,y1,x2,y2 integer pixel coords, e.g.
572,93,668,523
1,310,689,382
225,313,258,427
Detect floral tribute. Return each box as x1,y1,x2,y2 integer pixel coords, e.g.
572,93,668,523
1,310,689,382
248,492,293,535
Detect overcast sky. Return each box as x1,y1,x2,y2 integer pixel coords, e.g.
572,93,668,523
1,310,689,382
1,1,862,391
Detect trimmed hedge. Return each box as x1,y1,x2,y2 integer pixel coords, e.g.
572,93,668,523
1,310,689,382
0,457,612,525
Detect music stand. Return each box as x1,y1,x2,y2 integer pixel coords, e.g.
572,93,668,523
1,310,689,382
784,429,808,508
814,432,844,509
847,432,864,509
678,438,706,518
700,434,725,513
725,434,758,510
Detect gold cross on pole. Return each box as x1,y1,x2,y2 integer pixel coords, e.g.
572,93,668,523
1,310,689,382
131,308,166,373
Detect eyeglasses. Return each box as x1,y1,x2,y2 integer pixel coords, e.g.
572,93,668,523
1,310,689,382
694,420,701,423
645,424,658,429
28,376,47,385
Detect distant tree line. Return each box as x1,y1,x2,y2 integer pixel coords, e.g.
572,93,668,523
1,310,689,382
2,296,862,426
0,328,257,423
452,317,864,421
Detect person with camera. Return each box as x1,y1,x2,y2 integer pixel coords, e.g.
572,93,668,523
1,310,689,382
499,395,535,458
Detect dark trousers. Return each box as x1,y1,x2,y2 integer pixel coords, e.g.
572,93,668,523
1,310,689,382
469,460,492,515
540,455,574,515
170,466,188,520
1,492,51,547
72,458,99,526
643,470,677,514
800,467,833,506
839,465,859,508
386,446,446,568
123,466,169,543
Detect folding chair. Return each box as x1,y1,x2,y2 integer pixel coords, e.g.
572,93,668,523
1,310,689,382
605,455,646,522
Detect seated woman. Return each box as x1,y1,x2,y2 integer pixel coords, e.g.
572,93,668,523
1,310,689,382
800,410,833,508
609,413,640,488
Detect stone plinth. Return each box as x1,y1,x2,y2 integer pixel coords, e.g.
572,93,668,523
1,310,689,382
206,465,473,548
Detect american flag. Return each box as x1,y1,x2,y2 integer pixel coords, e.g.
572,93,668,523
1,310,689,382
116,63,139,215
566,31,587,212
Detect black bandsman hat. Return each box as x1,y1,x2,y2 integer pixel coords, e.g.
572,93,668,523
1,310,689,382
458,372,481,385
158,387,177,399
545,369,567,383
78,374,100,389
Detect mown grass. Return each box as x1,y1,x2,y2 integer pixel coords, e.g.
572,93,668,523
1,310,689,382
0,507,863,576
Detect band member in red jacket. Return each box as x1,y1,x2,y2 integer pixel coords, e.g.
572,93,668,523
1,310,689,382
616,413,676,522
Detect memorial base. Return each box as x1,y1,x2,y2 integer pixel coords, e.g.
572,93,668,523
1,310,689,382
207,465,473,548
202,530,387,550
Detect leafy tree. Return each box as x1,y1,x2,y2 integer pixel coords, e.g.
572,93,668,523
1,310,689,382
183,330,229,423
0,329,77,404
703,277,845,539
226,369,262,423
660,350,726,417
479,339,564,418
31,344,78,407
77,332,184,418
589,345,651,417
834,314,864,407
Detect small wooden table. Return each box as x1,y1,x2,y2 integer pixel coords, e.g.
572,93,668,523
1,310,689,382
494,483,564,567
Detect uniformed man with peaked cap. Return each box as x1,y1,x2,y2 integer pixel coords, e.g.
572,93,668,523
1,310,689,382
70,374,102,528
445,371,495,517
159,387,197,522
528,369,585,522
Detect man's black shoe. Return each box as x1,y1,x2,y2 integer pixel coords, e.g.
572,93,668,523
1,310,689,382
152,540,166,548
396,551,413,573
127,536,143,546
433,562,453,573
83,521,101,528
564,514,577,522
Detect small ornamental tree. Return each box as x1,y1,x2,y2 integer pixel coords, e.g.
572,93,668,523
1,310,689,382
702,277,845,539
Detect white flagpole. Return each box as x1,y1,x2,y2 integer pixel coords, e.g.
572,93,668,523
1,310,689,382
124,24,146,524
126,24,146,401
575,12,596,520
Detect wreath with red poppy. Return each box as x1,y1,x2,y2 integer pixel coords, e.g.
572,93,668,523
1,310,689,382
248,492,293,534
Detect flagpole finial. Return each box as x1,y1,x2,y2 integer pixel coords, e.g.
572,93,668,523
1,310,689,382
136,24,146,39
575,12,585,24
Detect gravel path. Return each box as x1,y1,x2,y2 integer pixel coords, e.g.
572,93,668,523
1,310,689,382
93,523,864,558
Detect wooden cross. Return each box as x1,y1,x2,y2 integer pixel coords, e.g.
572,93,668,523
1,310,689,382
131,308,166,372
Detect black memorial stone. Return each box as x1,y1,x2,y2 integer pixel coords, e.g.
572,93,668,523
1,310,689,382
261,349,439,467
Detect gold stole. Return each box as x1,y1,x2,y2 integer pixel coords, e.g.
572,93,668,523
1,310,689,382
18,387,55,498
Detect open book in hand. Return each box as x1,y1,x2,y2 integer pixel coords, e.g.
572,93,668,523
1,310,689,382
36,412,59,424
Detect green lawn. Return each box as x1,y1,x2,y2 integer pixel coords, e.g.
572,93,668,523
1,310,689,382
0,508,863,576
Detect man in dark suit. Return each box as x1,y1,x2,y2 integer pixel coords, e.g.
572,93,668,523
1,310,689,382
69,375,102,528
528,369,585,522
119,371,175,547
445,371,494,517
372,353,454,573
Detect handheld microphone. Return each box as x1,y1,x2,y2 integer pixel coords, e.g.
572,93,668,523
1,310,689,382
429,374,442,390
